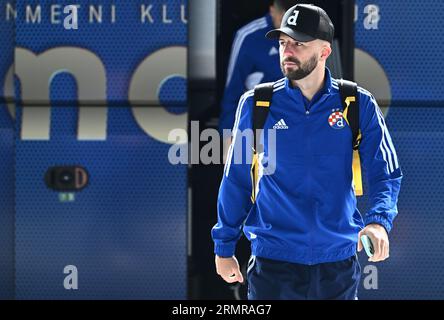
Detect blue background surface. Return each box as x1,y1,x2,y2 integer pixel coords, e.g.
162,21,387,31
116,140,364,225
355,0,444,102
14,0,188,299
0,0,15,299
15,0,187,104
356,0,444,299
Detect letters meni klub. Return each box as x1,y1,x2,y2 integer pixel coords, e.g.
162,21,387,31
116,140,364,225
3,2,187,25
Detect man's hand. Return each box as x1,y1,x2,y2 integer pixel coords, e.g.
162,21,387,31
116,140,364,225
215,255,244,283
358,223,389,262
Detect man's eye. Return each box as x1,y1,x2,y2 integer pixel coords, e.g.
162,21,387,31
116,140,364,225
296,42,303,46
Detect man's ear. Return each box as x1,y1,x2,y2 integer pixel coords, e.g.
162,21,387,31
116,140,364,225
269,5,276,17
320,46,332,61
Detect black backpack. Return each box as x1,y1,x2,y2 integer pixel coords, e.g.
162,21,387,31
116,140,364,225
250,80,362,204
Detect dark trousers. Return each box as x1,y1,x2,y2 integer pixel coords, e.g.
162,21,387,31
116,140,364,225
247,255,361,300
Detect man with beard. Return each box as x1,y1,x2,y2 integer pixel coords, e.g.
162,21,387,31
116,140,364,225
211,4,402,300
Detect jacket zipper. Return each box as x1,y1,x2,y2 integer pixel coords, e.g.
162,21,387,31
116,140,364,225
305,107,313,265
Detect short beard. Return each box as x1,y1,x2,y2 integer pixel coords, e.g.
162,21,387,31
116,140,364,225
281,54,319,80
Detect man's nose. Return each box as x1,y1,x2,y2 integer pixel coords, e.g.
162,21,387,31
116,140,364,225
282,44,295,56
282,48,294,59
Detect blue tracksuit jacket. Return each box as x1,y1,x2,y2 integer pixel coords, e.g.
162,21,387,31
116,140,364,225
219,13,283,134
212,68,403,265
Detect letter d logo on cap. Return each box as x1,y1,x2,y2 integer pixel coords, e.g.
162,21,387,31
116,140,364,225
287,10,300,26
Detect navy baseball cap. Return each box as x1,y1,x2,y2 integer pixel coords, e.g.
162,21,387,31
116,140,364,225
266,4,334,43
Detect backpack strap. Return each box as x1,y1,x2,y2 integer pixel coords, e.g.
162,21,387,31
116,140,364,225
338,79,363,196
338,79,360,149
253,83,274,153
250,82,274,203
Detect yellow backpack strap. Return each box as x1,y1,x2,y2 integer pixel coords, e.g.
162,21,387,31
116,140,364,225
250,83,274,203
338,79,363,196
250,153,260,203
